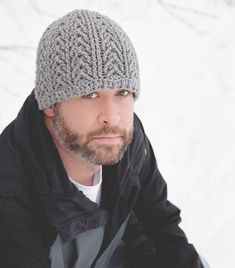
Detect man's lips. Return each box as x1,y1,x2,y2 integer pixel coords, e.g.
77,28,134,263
93,135,122,139
91,135,123,142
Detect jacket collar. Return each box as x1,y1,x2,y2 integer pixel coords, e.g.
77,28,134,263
14,92,108,243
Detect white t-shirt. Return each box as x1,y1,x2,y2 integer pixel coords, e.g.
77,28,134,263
68,167,102,205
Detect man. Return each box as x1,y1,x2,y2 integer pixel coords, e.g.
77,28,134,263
0,9,205,268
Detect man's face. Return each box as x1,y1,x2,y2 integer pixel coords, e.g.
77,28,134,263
50,89,135,165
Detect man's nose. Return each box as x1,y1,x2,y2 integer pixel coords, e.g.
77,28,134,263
97,102,121,126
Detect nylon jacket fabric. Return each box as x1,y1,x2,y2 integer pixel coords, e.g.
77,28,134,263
0,92,203,268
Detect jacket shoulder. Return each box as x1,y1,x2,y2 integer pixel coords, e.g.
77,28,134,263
0,120,23,195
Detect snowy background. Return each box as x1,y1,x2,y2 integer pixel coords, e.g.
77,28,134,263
1,0,235,267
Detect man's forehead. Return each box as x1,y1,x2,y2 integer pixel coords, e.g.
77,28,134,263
88,88,130,93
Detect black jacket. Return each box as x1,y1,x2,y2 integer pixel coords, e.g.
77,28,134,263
0,92,203,268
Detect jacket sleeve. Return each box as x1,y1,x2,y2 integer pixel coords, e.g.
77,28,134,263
132,120,204,268
0,194,51,268
122,210,159,268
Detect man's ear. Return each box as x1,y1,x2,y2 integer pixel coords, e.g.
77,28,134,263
43,106,54,117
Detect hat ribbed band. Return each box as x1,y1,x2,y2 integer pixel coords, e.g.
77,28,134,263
37,78,139,109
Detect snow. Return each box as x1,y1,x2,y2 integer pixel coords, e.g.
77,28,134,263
1,1,235,267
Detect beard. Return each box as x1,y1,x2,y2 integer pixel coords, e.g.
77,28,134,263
51,105,134,165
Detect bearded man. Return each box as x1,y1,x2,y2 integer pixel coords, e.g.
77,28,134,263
0,9,205,268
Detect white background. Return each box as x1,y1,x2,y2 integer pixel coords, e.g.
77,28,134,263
1,1,235,267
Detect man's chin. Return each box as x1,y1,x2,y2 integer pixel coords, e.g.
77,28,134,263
96,152,124,165
99,155,123,165
85,146,125,165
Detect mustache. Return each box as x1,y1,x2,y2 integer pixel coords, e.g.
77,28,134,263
87,126,127,140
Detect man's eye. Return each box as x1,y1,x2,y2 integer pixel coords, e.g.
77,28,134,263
83,92,98,99
117,89,131,96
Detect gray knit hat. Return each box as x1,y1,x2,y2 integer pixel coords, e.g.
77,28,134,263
34,9,140,110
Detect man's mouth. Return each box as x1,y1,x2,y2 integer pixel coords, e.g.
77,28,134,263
91,135,122,143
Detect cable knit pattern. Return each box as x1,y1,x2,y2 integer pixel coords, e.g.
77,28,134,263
34,9,140,110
